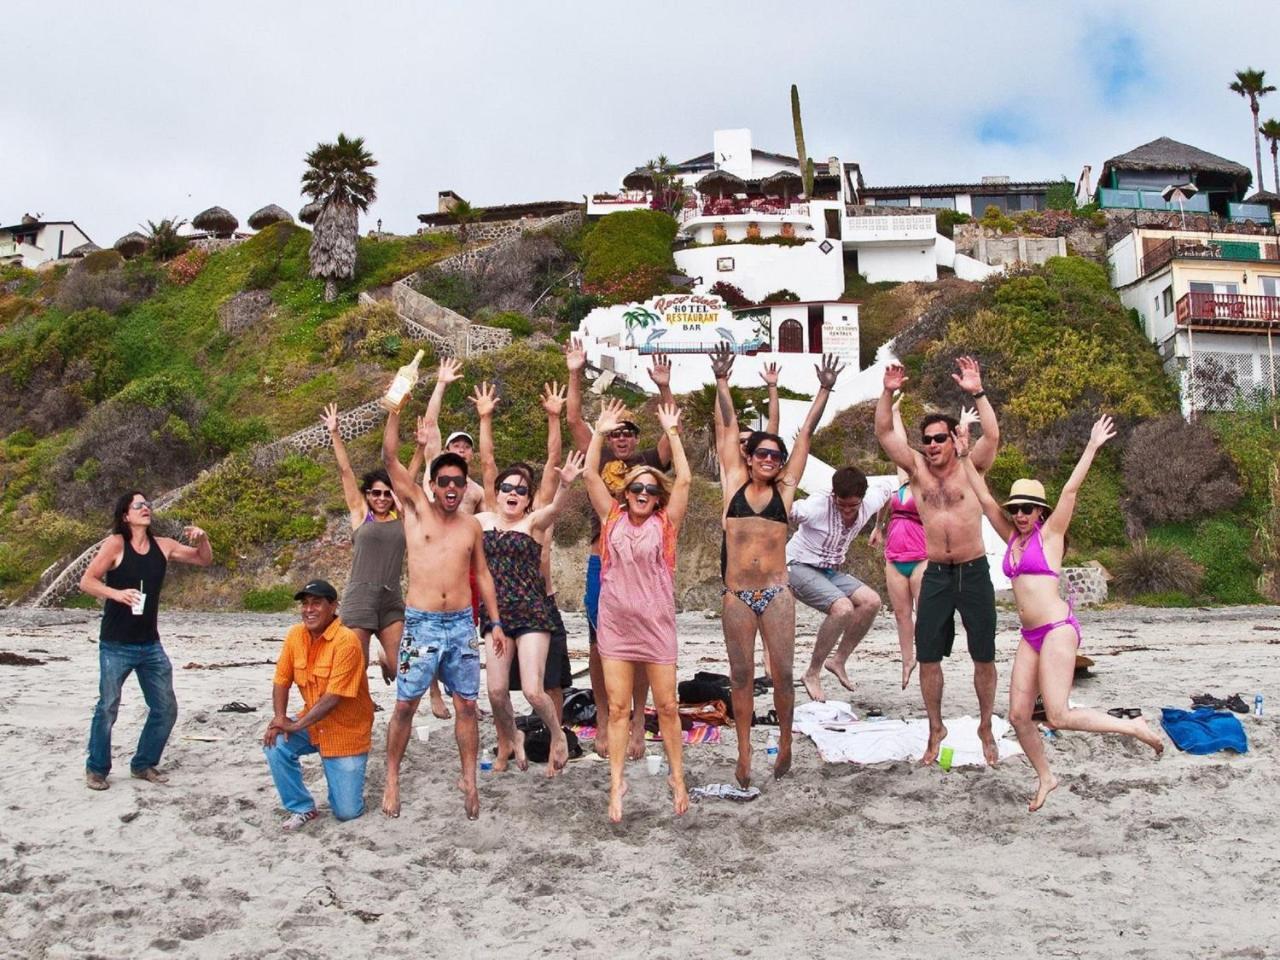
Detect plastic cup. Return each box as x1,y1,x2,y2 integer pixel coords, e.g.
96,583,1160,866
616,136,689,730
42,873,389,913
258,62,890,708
645,754,662,776
131,592,146,616
938,746,954,771
414,725,429,743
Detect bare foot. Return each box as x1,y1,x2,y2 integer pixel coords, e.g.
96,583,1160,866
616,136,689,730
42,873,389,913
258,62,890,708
593,736,608,759
1132,717,1165,757
381,779,401,818
608,779,628,823
921,724,947,766
978,724,1000,767
429,689,452,720
901,658,916,690
669,774,689,816
626,731,646,761
494,738,512,772
823,659,856,692
457,776,479,820
801,669,826,703
735,752,752,789
547,732,569,779
773,739,792,780
513,729,529,772
1028,774,1059,812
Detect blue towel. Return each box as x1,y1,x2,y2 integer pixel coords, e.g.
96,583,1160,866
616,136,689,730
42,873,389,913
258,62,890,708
1160,707,1249,755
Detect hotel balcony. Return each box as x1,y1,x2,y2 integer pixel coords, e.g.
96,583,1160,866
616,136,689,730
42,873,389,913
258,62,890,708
1175,292,1280,330
1140,235,1280,276
677,199,815,245
1099,187,1212,213
841,212,937,242
586,191,653,216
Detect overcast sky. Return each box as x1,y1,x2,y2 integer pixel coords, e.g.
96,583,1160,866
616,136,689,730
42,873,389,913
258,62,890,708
6,0,1279,242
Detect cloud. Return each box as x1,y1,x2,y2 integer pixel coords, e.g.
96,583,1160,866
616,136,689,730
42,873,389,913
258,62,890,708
1083,26,1149,102
975,110,1038,147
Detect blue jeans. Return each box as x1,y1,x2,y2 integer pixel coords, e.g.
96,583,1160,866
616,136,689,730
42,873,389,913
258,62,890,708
397,607,480,702
263,729,368,820
86,641,178,777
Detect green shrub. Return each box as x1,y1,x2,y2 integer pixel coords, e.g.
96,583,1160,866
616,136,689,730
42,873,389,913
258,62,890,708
978,205,1017,233
1109,539,1203,598
1205,402,1280,512
935,209,972,239
1044,178,1077,211
318,301,418,364
1130,591,1197,607
198,410,272,453
580,210,677,305
1149,519,1261,604
480,310,534,337
556,291,602,327
412,268,481,315
760,289,800,303
242,585,296,612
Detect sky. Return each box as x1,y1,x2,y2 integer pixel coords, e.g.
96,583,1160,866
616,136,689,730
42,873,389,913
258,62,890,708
5,0,1280,243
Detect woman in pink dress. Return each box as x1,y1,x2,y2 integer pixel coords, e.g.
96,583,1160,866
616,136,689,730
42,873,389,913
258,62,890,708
585,398,692,823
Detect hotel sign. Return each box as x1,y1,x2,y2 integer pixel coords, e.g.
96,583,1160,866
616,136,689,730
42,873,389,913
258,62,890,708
651,294,724,329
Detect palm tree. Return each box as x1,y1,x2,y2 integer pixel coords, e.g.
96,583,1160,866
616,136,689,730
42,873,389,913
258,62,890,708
1230,68,1276,194
448,199,483,243
301,133,378,301
141,217,189,260
1260,118,1280,194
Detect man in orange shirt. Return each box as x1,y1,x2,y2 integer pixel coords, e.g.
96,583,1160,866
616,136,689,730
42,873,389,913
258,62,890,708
262,580,375,831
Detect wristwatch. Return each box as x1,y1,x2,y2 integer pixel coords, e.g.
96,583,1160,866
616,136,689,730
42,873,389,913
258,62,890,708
971,390,986,400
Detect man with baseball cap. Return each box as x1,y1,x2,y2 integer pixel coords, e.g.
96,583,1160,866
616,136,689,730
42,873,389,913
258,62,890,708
261,579,374,831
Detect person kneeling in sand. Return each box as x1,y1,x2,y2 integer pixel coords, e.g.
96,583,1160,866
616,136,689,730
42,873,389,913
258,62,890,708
262,580,375,832
382,410,508,821
953,414,1163,811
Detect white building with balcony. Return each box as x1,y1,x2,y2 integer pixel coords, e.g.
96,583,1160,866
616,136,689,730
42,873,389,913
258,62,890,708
0,216,94,268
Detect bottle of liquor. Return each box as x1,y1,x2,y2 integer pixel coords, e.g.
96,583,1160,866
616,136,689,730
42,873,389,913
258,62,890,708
380,349,425,413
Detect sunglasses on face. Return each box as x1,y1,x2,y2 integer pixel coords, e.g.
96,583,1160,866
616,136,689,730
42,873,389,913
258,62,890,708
1008,503,1040,516
130,500,152,511
366,489,393,499
499,482,529,496
435,475,468,489
608,429,638,440
921,434,950,446
627,482,661,496
752,448,784,462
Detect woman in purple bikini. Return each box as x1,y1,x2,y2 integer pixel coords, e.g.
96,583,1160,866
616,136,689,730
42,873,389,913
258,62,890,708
955,413,1163,812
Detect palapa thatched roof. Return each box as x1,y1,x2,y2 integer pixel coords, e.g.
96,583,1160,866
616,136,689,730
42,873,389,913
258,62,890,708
114,231,149,258
248,204,293,230
1245,190,1280,209
67,242,101,258
1099,137,1251,193
761,170,804,196
192,205,239,237
298,200,323,225
696,170,748,196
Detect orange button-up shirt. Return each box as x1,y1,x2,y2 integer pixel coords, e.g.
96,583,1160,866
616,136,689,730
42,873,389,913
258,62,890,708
273,618,373,758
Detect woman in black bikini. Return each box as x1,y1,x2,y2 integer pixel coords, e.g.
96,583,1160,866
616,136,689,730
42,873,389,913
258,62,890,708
711,345,843,787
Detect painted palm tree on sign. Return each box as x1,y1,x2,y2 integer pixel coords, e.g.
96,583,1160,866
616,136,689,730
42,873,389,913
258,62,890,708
1260,118,1280,194
301,133,378,301
1230,69,1275,195
622,307,661,347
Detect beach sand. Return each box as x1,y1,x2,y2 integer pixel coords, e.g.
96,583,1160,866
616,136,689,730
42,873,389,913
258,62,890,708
1,604,1278,959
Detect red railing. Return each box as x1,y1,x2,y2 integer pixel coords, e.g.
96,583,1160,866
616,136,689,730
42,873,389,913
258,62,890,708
1175,292,1280,327
1141,236,1280,276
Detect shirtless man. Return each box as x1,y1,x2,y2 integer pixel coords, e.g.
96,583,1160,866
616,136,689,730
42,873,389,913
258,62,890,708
874,356,1001,766
565,337,674,758
381,409,508,820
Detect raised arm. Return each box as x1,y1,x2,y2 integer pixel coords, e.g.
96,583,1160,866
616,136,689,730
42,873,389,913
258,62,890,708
876,364,919,475
780,353,844,493
322,403,367,527
159,525,213,567
529,451,585,533
1045,415,1115,539
382,409,424,512
648,353,676,466
952,425,1014,541
585,399,627,521
421,357,463,458
711,344,745,486
536,381,566,508
952,356,999,472
760,361,781,436
564,336,593,452
890,391,910,485
656,403,693,533
471,381,500,512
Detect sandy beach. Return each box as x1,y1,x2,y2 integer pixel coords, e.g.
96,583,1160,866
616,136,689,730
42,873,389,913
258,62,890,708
2,603,1278,959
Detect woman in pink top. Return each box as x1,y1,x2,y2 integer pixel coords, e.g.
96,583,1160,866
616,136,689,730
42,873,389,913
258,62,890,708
585,398,692,823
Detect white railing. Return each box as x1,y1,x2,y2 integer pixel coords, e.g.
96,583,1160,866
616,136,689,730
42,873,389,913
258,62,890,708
843,213,937,238
678,202,811,225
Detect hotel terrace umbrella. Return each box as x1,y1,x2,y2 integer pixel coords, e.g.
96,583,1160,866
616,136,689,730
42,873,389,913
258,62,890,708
192,206,239,239
761,170,804,201
1161,182,1198,230
113,231,149,259
298,200,323,225
247,204,293,230
696,170,747,199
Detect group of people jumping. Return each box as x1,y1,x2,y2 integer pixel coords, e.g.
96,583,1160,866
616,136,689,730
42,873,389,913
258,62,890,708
79,342,1164,828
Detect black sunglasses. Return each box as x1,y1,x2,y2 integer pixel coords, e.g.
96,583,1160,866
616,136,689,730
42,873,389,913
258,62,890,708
752,448,784,462
366,489,393,499
921,433,950,445
129,500,152,511
1008,503,1041,516
435,475,468,489
499,482,530,496
627,482,661,496
608,429,638,439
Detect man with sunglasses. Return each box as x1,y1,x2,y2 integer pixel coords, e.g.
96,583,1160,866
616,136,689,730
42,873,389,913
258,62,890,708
874,356,1002,767
381,410,507,820
565,337,673,759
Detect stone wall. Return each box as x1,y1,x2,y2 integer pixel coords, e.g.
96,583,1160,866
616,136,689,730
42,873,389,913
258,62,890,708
953,225,1068,266
1060,565,1108,607
425,211,584,277
217,290,273,334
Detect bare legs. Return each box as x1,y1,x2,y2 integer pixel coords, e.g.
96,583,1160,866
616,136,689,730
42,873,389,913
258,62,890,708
809,586,881,698
723,590,796,787
515,632,568,777
385,691,478,819
1009,628,1163,812
588,642,647,759
918,661,947,766
602,657,635,822
646,662,688,816
599,659,686,822
382,697,418,817
884,562,923,688
485,633,526,772
353,623,402,685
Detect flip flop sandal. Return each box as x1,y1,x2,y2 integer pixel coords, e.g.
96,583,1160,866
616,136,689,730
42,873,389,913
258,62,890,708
1191,693,1226,708
1224,694,1250,714
218,701,256,713
1107,707,1142,719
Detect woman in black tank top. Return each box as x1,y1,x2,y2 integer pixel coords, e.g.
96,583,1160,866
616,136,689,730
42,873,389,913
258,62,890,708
79,490,213,790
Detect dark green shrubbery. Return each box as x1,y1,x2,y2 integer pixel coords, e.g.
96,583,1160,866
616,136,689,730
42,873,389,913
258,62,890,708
242,585,296,612
479,310,534,337
580,210,678,305
934,209,972,239
1108,540,1204,599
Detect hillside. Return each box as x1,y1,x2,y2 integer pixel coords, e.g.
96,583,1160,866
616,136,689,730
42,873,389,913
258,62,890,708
2,228,1277,610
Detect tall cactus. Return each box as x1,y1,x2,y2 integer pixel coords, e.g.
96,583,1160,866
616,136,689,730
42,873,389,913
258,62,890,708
791,84,813,198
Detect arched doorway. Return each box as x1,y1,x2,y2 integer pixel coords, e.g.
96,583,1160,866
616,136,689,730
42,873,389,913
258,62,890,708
778,318,803,353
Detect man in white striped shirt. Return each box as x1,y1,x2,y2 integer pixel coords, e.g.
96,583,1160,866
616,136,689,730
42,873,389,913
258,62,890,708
787,467,896,701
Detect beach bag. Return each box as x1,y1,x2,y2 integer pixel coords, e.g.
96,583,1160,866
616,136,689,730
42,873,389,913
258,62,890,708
523,723,584,764
678,671,734,716
560,687,597,726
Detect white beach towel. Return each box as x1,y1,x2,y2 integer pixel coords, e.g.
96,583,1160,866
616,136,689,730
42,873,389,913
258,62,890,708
793,703,1023,766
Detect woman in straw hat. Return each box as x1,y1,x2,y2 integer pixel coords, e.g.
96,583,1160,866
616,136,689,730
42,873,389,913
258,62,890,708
954,412,1163,811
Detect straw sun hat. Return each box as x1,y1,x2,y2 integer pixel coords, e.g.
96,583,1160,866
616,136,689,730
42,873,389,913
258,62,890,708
1003,479,1052,513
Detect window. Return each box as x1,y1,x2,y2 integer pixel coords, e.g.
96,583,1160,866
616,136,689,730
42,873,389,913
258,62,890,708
1261,276,1280,298
1162,286,1174,315
918,197,956,210
1154,296,1161,317
874,198,911,207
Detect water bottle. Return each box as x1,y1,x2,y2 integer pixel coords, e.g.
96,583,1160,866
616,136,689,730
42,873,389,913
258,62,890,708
1255,695,1264,718
765,731,779,765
